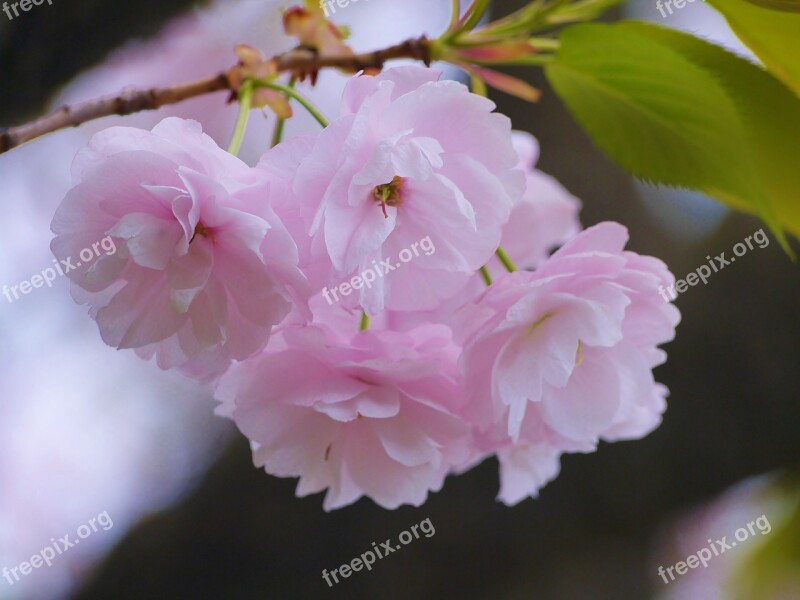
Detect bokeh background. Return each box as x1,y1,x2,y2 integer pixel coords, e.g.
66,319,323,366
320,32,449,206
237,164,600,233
1,0,798,598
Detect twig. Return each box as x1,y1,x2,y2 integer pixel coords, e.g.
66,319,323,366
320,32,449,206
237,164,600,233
0,37,431,154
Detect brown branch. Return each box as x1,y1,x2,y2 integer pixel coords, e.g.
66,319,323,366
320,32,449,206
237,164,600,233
0,75,231,154
0,37,431,155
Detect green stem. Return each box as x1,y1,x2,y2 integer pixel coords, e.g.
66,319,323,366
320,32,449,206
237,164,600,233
359,312,370,331
447,0,461,34
227,80,254,156
475,1,543,36
530,36,560,51
252,79,330,128
460,0,492,36
270,77,296,148
496,246,518,272
479,265,493,285
441,0,491,44
470,73,488,97
469,53,556,66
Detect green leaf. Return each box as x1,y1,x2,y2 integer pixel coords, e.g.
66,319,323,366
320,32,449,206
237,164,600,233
619,21,800,244
706,0,800,96
545,22,797,250
741,0,800,10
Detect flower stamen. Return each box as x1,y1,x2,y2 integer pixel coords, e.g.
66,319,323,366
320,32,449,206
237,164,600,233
190,222,210,244
575,341,584,368
372,176,405,219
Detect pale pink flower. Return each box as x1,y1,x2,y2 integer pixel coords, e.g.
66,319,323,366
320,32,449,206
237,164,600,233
273,65,524,314
51,117,308,380
215,314,471,510
492,131,582,273
383,131,582,332
457,222,680,503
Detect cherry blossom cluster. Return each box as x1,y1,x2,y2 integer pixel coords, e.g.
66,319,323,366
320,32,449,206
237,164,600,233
50,66,680,510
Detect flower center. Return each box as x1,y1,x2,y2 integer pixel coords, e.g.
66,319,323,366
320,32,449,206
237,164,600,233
372,176,405,219
190,222,211,244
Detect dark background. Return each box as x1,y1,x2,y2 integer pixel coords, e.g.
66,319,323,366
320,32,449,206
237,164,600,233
2,1,798,598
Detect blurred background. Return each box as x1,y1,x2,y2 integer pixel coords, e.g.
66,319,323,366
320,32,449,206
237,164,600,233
1,0,798,598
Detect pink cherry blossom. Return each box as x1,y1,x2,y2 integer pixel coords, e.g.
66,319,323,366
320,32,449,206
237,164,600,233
270,65,524,314
214,313,471,510
457,222,680,504
491,131,582,273
383,130,583,332
51,117,308,380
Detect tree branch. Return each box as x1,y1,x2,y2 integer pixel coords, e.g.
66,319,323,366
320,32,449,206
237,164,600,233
0,37,431,155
